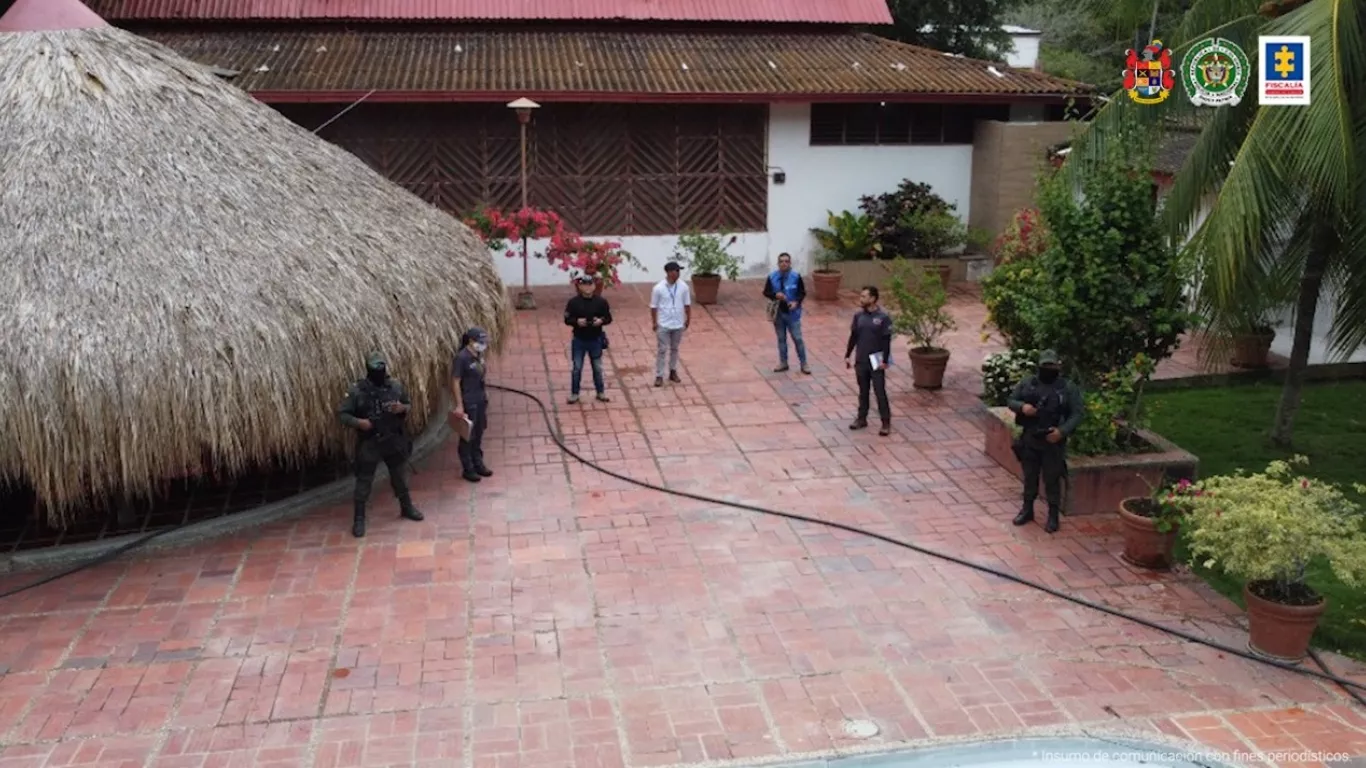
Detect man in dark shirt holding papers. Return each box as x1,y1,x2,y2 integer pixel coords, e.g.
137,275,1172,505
844,286,894,436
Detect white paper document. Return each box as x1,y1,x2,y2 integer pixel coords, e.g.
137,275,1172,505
869,352,883,369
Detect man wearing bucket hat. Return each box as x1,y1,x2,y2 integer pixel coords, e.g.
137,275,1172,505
338,352,424,538
1005,349,1084,533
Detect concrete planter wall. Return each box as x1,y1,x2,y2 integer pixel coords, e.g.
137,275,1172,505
825,255,982,288
982,407,1199,516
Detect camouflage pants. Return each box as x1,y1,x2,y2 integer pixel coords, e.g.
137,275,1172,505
353,437,414,518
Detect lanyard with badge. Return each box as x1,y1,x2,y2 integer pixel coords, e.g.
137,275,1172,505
666,282,678,306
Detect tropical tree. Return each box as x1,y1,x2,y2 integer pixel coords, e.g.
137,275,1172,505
1064,0,1366,448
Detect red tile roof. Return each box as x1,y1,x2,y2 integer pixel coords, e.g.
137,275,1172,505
138,26,1086,100
86,0,895,24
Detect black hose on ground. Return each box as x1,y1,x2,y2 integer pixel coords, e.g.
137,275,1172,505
486,383,1366,708
1,383,1363,712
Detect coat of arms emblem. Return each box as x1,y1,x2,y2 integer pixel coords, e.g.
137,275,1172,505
1123,40,1176,104
1182,37,1251,106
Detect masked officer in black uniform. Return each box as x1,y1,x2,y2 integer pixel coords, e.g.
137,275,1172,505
338,352,425,538
1005,349,1084,533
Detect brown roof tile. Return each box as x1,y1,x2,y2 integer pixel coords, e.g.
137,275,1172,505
133,26,1088,99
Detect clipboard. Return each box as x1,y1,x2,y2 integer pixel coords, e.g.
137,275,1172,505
448,411,473,440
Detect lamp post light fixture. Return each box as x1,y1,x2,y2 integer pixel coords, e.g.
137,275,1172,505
508,97,540,310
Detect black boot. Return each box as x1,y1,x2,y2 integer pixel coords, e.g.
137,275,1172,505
1044,505,1060,534
400,506,424,522
352,506,367,538
462,468,481,482
1012,501,1034,526
475,465,493,478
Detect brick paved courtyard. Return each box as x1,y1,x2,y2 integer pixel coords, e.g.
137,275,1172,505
0,281,1360,768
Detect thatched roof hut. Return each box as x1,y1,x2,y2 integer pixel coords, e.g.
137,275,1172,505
0,0,512,525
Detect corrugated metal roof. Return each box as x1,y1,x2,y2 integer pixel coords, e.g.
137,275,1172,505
86,0,895,24
138,27,1084,98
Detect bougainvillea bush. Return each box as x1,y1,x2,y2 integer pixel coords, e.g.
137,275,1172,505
462,206,567,258
991,207,1048,266
546,232,643,287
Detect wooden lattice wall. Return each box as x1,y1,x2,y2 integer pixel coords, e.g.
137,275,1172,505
274,102,769,236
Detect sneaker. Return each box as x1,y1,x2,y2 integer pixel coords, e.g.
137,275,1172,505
567,394,580,404
879,423,891,436
800,365,811,374
849,419,867,430
774,364,790,372
596,392,610,402
669,370,682,383
654,377,664,387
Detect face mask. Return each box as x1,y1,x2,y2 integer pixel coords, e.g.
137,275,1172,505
473,341,488,354
1038,367,1060,383
367,366,387,385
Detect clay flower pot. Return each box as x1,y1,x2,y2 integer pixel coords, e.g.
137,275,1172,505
811,270,842,301
908,346,950,389
1118,497,1178,570
1230,330,1275,369
924,264,951,289
1243,581,1327,662
691,274,721,305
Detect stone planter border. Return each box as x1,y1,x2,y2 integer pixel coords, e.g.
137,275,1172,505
981,406,1199,517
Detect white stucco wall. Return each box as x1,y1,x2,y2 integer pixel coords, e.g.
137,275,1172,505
491,102,975,285
766,103,973,275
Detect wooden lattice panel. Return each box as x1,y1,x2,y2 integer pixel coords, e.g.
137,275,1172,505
272,103,768,236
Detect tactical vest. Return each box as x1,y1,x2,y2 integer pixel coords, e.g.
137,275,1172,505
1014,376,1069,436
354,378,406,441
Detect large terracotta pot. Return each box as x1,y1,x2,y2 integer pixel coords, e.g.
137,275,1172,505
908,346,950,389
691,274,721,305
1230,331,1275,368
1118,497,1178,570
811,270,842,301
924,264,951,290
1243,582,1327,662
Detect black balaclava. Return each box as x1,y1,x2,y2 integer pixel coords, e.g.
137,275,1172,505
366,353,388,386
1038,365,1060,384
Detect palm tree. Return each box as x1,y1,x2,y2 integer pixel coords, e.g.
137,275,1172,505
1065,0,1366,447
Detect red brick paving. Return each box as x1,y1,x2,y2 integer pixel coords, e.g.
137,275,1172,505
0,280,1358,768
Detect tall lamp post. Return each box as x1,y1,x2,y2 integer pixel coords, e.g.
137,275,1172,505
508,97,540,310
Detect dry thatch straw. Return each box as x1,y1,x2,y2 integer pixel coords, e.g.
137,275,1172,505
0,20,512,526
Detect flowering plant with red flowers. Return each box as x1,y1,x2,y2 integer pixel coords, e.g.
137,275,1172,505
546,232,642,287
990,207,1048,266
462,206,569,260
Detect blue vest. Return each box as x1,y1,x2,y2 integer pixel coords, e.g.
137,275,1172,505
769,269,802,321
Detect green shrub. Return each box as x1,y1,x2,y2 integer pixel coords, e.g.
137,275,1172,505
858,179,957,259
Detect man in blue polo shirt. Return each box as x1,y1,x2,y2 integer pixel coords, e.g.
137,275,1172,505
762,252,811,374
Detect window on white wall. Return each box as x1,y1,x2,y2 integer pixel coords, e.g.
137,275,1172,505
809,103,1011,146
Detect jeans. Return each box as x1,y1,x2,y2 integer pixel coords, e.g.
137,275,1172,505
655,327,684,377
855,362,891,424
774,313,808,367
571,336,606,395
457,400,488,473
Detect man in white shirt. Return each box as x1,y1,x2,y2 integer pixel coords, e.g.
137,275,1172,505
649,261,692,387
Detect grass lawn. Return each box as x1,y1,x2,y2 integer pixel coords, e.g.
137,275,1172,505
1146,379,1366,660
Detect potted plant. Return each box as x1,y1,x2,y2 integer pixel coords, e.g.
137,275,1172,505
899,208,968,289
887,257,956,389
808,210,881,301
674,231,741,305
1184,456,1366,662
547,232,642,294
1118,476,1199,570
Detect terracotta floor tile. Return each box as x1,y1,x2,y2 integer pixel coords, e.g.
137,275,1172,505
0,282,1359,766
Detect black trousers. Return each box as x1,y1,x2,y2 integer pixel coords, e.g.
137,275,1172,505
458,400,489,473
855,362,891,424
354,437,413,517
1018,438,1066,508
